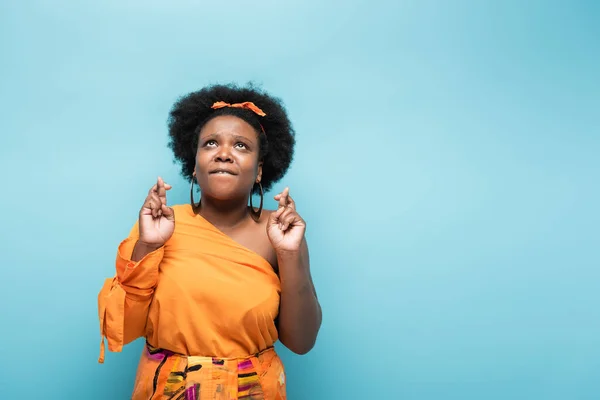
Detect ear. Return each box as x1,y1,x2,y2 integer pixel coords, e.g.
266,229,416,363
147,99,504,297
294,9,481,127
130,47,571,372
256,161,263,183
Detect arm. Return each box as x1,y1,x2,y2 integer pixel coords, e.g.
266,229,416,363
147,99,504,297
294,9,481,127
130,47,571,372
131,241,162,262
277,238,322,354
268,187,322,355
97,177,174,363
97,225,164,363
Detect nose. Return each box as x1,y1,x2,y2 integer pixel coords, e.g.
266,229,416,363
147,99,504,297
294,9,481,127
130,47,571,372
214,147,233,163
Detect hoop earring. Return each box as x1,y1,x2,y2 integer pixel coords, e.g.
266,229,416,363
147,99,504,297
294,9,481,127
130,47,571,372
190,178,200,212
249,182,263,222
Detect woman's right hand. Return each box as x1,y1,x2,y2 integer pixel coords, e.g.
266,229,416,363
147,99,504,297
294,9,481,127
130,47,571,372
138,177,175,248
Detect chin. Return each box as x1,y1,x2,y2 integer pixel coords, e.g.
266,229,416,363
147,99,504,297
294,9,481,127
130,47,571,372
202,185,245,201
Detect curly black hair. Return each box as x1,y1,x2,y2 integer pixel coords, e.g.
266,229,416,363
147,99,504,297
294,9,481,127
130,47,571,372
167,83,295,194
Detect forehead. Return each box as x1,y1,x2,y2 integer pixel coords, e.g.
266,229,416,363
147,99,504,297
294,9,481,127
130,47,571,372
199,115,258,140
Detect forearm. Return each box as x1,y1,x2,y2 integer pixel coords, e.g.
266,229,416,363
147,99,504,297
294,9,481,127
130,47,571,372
277,242,322,354
131,241,162,262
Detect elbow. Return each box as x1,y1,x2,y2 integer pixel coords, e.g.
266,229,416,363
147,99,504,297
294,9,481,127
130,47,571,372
279,304,323,355
280,323,321,355
292,347,312,356
285,338,317,355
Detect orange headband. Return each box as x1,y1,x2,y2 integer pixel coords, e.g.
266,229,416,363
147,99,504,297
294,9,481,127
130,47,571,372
211,101,266,117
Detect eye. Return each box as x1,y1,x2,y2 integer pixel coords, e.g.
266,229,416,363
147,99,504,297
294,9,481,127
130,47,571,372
205,140,217,147
235,142,249,150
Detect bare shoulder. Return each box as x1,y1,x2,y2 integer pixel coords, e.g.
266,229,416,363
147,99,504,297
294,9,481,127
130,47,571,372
256,209,274,233
260,209,275,222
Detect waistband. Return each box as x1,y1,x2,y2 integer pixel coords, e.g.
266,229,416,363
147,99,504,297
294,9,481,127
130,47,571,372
145,341,276,362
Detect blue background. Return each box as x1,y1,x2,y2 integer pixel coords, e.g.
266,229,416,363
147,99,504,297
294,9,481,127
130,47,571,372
1,0,599,399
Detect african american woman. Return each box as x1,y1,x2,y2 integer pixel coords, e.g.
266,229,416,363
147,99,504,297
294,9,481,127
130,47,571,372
97,83,322,399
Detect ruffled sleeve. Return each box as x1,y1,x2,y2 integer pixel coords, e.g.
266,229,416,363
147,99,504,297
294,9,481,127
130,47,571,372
97,222,164,363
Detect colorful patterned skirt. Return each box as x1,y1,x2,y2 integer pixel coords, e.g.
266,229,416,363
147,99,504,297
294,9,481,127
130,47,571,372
131,343,287,400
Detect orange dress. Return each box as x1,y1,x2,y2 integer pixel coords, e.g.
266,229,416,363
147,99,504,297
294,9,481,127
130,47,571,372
98,204,286,399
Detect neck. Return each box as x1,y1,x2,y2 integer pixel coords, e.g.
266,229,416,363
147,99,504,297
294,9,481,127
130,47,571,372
196,195,250,231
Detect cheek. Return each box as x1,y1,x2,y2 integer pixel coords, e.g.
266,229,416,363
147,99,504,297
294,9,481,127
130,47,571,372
195,151,210,170
243,157,260,174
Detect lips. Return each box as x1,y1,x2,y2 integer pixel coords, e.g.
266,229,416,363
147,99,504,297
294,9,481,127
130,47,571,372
209,169,237,175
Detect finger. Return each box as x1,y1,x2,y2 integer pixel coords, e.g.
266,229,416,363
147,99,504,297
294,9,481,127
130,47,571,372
278,208,295,230
278,187,290,209
269,207,285,228
143,198,156,218
142,194,153,210
281,213,300,231
151,193,163,217
161,204,175,221
157,177,167,205
148,180,171,195
144,193,162,218
286,194,296,211
278,207,294,221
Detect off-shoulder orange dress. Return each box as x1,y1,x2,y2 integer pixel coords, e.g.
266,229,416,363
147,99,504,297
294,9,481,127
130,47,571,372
98,204,286,399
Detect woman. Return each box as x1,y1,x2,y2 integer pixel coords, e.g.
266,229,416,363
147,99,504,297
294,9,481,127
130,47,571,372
97,83,322,399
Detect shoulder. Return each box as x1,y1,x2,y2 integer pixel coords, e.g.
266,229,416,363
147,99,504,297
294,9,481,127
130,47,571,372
261,209,275,220
258,209,279,227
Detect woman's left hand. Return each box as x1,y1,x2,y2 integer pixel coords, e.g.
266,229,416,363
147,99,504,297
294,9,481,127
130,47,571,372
267,187,306,253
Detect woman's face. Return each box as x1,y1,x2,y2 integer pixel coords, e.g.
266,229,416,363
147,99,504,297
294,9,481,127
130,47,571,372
195,115,262,201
